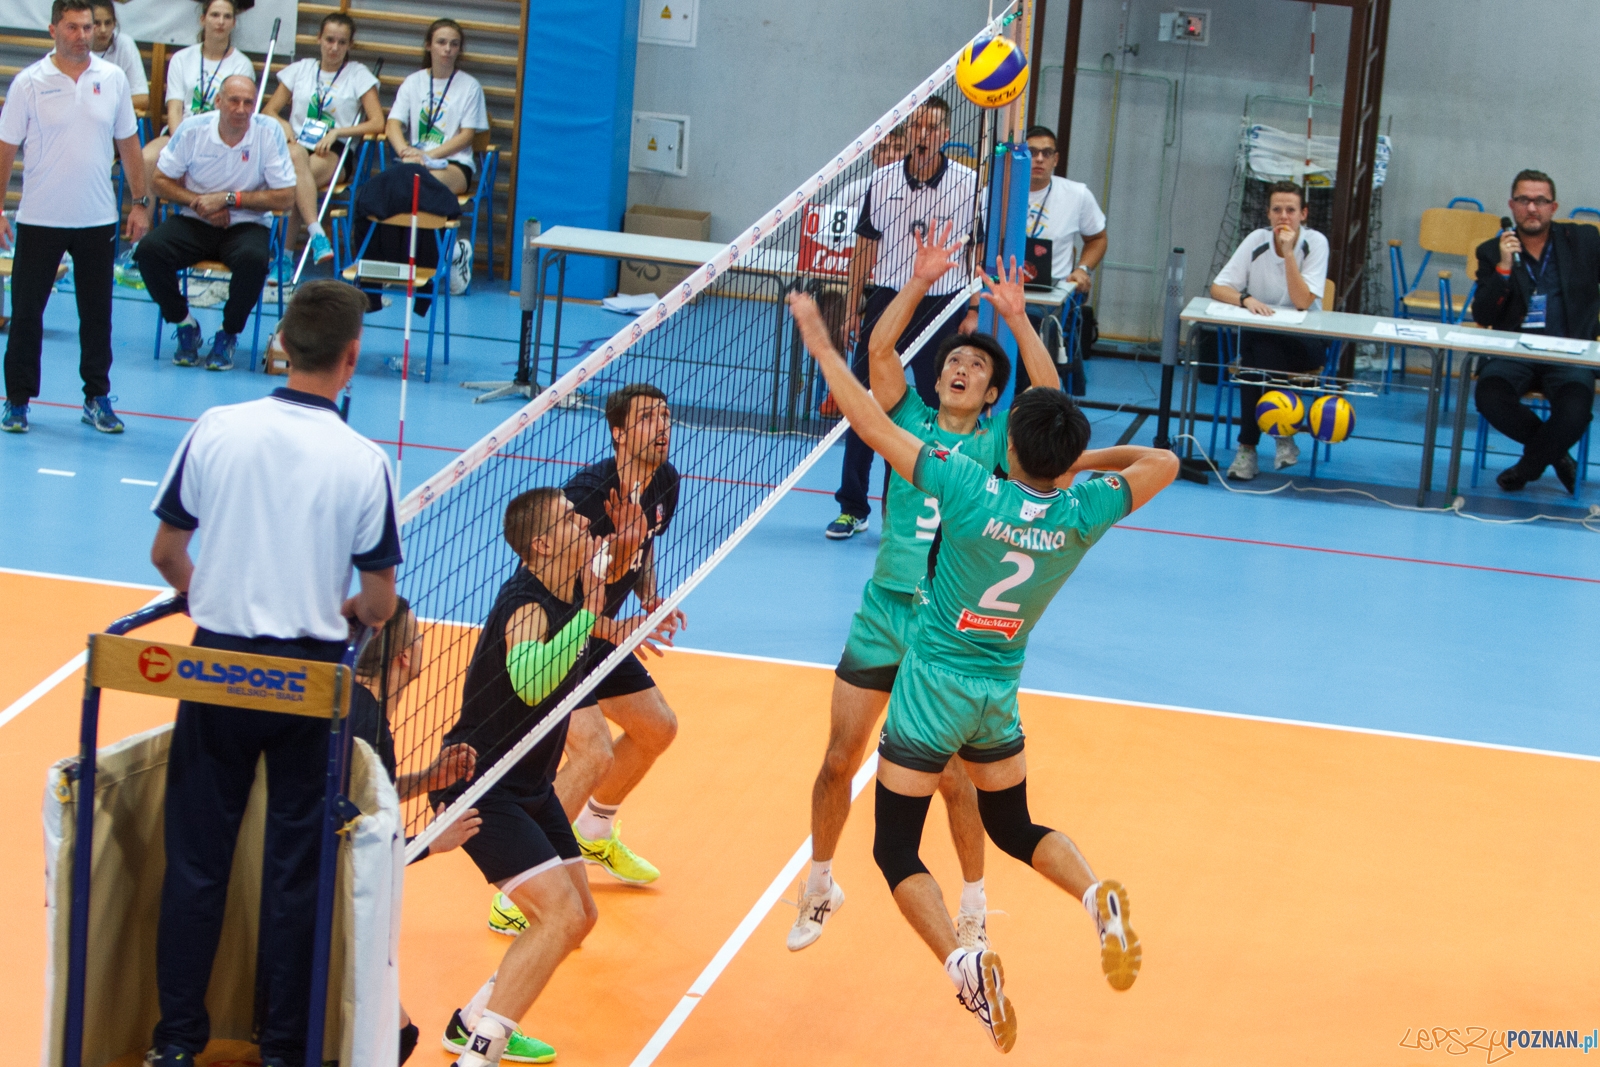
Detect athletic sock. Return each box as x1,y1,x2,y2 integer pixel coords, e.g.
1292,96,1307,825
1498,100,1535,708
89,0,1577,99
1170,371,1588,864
458,1013,512,1067
805,859,833,897
960,878,986,915
461,974,496,1029
575,798,619,840
309,222,326,238
943,947,969,990
179,314,198,330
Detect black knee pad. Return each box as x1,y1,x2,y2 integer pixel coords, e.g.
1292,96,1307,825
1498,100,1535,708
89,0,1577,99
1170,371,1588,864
872,781,933,892
398,1021,419,1065
976,780,1053,864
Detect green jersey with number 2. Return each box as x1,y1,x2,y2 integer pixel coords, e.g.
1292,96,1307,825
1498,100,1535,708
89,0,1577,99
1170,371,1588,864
872,391,1010,594
909,443,1131,679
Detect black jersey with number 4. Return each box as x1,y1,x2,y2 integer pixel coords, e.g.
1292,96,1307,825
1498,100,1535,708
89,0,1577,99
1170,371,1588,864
564,458,680,617
432,566,596,802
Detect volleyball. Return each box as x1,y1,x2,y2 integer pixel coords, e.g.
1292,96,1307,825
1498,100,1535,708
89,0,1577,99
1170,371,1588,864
1254,390,1304,437
955,36,1030,109
1307,394,1356,443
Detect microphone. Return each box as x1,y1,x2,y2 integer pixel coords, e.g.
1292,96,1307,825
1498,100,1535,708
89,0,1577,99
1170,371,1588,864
1501,216,1520,267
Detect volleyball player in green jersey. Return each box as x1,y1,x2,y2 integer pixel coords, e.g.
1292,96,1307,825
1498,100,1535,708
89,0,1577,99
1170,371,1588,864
789,287,1177,1053
789,227,1064,954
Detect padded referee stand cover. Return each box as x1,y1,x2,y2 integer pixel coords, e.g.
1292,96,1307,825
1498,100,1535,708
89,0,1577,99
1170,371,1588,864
41,726,404,1067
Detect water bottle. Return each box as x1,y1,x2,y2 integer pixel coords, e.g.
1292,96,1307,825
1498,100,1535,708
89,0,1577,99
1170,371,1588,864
114,245,144,289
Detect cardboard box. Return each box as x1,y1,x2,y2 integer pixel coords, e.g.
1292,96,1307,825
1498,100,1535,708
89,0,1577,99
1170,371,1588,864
617,204,712,296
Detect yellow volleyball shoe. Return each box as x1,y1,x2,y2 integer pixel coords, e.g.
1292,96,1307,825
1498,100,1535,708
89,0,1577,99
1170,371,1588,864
572,820,660,885
487,891,527,937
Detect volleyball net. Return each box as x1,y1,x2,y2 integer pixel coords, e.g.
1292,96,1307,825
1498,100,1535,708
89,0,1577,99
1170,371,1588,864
395,7,1020,860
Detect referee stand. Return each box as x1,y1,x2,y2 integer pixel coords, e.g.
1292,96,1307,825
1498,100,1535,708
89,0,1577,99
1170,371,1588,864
44,597,404,1067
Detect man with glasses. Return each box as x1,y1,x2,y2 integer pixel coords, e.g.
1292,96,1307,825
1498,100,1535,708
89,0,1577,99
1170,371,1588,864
1471,169,1599,493
825,95,980,540
1018,124,1106,392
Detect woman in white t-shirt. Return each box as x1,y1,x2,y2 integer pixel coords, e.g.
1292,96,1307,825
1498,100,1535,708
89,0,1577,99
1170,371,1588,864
89,0,148,116
141,0,255,180
385,18,487,196
263,13,383,264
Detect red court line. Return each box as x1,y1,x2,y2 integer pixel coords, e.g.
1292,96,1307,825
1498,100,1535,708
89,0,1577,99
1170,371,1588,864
1118,524,1600,584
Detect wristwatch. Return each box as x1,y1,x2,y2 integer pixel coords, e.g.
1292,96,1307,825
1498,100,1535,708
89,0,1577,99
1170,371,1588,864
1237,288,1250,306
224,191,238,209
131,195,150,208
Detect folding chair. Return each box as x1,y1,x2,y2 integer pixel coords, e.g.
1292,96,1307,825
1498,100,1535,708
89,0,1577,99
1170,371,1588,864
342,210,458,381
1210,280,1341,461
148,207,288,372
1385,201,1501,389
454,131,500,292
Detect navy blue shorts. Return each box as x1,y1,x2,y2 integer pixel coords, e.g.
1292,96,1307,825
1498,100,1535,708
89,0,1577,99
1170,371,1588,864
461,784,580,886
591,640,657,701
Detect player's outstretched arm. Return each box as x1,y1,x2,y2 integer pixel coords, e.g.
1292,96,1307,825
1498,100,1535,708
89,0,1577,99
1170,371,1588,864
868,222,966,411
1063,445,1179,512
980,255,1060,392
790,291,923,483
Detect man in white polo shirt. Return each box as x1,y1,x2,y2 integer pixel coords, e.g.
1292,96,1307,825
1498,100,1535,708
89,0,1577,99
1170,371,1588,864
136,73,295,372
1209,180,1329,480
1017,124,1105,393
146,279,399,1067
0,0,148,436
827,94,980,540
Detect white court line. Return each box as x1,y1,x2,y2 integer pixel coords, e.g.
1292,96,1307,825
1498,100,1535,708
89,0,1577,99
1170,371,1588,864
121,478,158,487
670,644,1600,764
0,590,171,732
628,750,878,1067
38,468,75,477
0,565,162,590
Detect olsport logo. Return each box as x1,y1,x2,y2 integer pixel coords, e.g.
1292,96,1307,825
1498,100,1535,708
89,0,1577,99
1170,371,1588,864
956,608,1023,640
175,657,309,701
137,645,174,682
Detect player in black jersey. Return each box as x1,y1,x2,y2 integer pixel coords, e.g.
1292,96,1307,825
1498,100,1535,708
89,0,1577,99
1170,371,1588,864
432,487,670,1067
556,384,681,885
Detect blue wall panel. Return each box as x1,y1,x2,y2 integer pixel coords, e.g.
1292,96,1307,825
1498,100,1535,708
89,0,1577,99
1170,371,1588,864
514,0,640,297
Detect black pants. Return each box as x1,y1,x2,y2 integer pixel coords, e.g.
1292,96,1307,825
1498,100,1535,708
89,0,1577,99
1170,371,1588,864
153,628,346,1067
1474,357,1597,473
1234,330,1324,446
3,222,117,403
835,287,963,518
135,215,273,336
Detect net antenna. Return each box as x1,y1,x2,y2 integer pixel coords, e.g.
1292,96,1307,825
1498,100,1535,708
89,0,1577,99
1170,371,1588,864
398,4,1020,862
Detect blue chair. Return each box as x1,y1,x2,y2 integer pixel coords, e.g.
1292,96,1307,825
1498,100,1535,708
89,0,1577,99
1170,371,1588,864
1568,207,1600,224
341,209,458,382
1385,200,1500,390
1471,390,1592,495
454,131,500,292
1210,280,1342,464
148,207,287,372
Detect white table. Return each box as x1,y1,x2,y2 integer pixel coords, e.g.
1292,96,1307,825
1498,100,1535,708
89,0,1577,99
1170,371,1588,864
1179,297,1600,504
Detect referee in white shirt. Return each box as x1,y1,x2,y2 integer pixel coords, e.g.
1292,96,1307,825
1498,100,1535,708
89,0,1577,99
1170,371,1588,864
135,74,295,372
0,0,148,436
1209,180,1329,480
1019,125,1106,393
828,95,980,539
146,279,399,1067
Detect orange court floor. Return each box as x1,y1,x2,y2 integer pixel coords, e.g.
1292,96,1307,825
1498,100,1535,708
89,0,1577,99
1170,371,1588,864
4,570,1598,1067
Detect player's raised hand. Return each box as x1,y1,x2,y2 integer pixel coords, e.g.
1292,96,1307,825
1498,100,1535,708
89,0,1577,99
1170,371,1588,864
604,488,649,557
910,220,965,286
429,802,481,853
788,291,842,362
641,595,687,637
978,254,1028,321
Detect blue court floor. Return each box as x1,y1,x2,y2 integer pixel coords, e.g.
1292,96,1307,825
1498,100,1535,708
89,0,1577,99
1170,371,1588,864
5,274,1597,758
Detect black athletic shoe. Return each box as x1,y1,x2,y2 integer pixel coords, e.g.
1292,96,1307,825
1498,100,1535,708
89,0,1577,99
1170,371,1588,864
144,1046,195,1067
1554,452,1579,495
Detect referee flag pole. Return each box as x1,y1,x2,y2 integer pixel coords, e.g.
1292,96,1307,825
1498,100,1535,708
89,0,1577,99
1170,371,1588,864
396,173,420,488
254,18,281,114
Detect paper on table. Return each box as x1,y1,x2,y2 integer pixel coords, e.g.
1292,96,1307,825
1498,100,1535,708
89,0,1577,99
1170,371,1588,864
1203,301,1308,325
1444,330,1519,350
1371,321,1438,341
1518,334,1592,355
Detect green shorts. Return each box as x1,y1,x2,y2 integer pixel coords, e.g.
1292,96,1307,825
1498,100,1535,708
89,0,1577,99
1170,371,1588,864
878,646,1025,773
835,580,916,692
